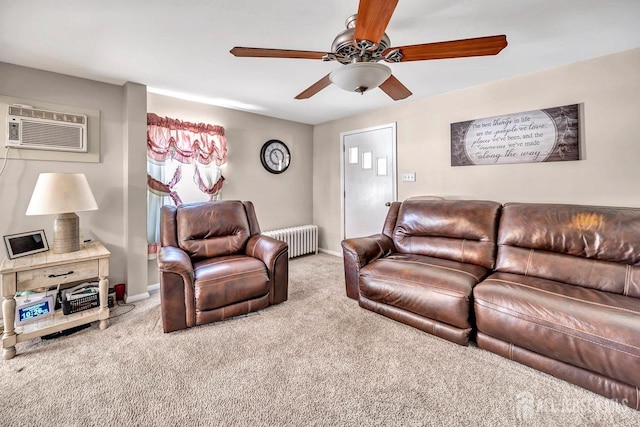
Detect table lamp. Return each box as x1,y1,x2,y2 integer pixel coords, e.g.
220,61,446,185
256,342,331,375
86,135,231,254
26,173,98,253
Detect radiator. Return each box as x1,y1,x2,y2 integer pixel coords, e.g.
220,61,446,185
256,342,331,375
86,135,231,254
263,225,318,258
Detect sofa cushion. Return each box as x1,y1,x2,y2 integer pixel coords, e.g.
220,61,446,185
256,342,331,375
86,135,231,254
392,200,501,269
359,253,489,329
194,255,268,311
474,272,640,388
496,203,640,297
177,200,251,259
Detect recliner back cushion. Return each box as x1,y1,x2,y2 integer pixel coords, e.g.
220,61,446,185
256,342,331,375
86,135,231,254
176,200,250,259
393,200,501,269
496,203,640,297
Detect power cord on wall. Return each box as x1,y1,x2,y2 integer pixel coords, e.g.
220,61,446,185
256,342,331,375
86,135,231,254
0,147,10,176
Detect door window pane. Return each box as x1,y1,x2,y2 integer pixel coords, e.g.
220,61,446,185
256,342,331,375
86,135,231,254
348,147,359,164
362,151,372,169
377,157,387,176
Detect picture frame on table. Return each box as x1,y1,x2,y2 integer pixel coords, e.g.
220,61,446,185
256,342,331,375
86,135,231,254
3,229,49,259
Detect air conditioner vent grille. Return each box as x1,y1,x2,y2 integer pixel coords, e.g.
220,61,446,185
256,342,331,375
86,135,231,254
21,120,84,149
8,106,86,125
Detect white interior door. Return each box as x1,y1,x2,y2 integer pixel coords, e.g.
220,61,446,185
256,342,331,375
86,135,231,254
342,123,396,239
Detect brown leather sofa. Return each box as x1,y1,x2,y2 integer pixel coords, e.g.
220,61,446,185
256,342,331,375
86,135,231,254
341,199,502,345
474,202,640,410
342,199,640,409
157,200,288,333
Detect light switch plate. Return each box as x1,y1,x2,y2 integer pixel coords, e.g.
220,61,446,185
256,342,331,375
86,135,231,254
402,172,416,182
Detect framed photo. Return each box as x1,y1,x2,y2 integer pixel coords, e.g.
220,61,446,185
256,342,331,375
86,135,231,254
3,230,49,259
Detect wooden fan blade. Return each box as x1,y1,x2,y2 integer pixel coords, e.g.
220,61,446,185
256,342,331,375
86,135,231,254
354,0,399,45
388,35,508,62
295,74,332,99
230,47,327,60
379,75,412,100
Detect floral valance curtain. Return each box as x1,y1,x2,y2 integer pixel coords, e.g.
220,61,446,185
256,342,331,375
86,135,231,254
147,113,228,254
147,113,227,166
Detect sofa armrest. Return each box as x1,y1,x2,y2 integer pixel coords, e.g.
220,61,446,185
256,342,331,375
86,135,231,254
341,234,395,299
157,246,195,333
246,234,289,305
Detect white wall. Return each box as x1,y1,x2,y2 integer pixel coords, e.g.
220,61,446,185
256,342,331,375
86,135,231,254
123,82,149,301
313,48,640,254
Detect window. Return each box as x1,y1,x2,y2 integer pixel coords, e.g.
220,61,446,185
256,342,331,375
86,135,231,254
146,113,227,254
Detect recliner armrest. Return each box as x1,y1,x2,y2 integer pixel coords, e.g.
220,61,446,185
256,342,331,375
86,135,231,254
246,234,288,268
342,234,395,268
246,234,289,304
157,246,194,281
157,245,195,332
341,234,395,300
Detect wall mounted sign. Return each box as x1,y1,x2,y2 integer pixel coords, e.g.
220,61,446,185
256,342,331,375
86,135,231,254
450,104,579,166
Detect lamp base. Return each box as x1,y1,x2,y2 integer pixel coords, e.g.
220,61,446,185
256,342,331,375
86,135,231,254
53,213,80,253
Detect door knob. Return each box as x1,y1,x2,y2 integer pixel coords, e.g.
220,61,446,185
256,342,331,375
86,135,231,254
385,202,391,207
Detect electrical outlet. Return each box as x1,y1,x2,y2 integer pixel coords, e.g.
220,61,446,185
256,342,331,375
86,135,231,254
402,172,416,182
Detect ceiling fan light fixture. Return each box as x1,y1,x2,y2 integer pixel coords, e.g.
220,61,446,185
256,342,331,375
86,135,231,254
329,62,391,94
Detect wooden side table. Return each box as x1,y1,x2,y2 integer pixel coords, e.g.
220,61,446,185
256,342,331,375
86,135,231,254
1,241,110,360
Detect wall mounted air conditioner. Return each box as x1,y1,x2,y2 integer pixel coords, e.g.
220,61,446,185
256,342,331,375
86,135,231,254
6,105,87,152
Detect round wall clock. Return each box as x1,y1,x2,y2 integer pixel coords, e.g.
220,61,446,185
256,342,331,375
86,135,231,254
260,139,291,174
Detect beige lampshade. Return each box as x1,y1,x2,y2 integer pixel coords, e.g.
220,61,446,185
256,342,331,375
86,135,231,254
26,173,98,253
26,173,98,215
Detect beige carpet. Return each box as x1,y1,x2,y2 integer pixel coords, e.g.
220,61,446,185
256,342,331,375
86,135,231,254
1,253,639,426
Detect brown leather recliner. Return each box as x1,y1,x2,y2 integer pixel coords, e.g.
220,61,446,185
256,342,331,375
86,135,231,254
156,200,288,333
341,199,502,346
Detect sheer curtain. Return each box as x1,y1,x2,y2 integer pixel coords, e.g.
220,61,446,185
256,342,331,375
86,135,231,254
147,113,228,254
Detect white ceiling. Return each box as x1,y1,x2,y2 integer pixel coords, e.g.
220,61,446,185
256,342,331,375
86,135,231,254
1,1,639,125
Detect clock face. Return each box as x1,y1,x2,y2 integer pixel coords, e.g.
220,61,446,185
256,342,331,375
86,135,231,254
15,294,55,326
260,140,291,174
18,301,52,323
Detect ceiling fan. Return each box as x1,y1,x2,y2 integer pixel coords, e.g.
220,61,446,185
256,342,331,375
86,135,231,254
230,0,507,101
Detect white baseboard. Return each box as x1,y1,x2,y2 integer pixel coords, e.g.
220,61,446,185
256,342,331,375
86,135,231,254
319,248,341,257
147,283,160,292
125,291,150,304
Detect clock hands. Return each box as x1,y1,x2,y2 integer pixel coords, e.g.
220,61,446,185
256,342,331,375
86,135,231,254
269,148,284,168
